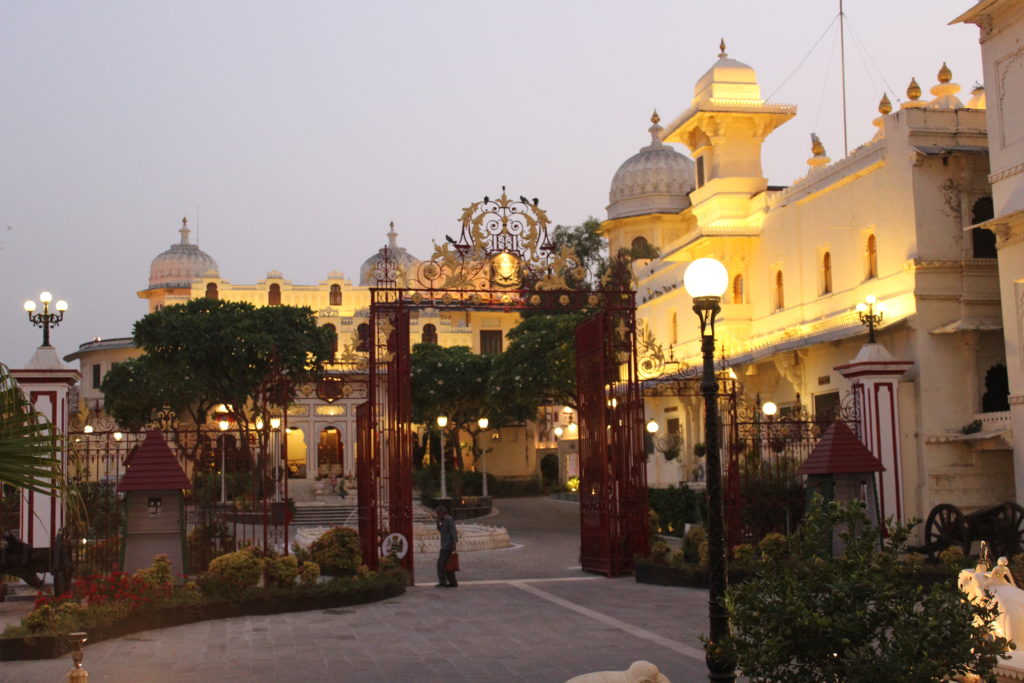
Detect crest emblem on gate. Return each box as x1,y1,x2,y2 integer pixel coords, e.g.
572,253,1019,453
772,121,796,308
316,374,351,403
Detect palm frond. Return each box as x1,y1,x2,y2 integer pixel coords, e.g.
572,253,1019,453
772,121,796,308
0,363,65,496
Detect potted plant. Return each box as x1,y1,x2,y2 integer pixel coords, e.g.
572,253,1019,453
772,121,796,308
693,442,706,458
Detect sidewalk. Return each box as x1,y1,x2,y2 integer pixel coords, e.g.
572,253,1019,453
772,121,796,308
0,498,714,682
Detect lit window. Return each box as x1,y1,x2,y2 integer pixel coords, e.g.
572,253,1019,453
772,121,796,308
866,235,878,279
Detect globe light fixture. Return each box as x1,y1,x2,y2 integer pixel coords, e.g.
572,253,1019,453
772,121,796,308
218,419,230,432
477,417,490,497
762,401,778,418
477,417,489,430
646,419,659,434
437,416,449,499
683,255,735,681
554,426,564,438
269,417,282,430
113,432,123,442
23,291,68,347
83,425,94,434
855,295,886,343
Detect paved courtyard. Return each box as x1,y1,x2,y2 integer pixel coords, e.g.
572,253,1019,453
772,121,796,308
1,498,714,682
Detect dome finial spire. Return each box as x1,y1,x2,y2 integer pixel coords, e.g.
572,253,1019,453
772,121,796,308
648,110,664,146
718,38,727,58
179,216,191,245
388,221,398,249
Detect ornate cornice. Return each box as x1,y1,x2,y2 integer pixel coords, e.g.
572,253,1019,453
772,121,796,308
990,161,1024,185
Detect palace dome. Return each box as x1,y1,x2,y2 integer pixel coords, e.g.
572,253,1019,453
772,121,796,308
607,112,695,220
359,222,419,286
147,217,219,290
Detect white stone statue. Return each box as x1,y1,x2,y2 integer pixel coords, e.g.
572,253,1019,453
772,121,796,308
565,660,670,683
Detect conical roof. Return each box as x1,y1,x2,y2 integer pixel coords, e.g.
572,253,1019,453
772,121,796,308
117,430,192,491
798,421,884,475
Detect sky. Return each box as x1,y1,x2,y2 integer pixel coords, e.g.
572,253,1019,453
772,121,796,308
0,0,986,368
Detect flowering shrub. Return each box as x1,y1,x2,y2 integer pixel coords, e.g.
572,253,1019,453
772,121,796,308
307,527,361,576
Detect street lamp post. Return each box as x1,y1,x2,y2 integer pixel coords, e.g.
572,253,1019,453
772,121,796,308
683,256,735,682
218,419,230,504
855,295,885,343
477,417,489,498
436,416,448,500
23,292,68,347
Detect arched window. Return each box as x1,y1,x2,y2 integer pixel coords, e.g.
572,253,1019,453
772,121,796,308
732,274,744,304
774,271,784,311
205,282,218,300
356,323,371,352
866,234,878,279
322,323,337,360
329,283,343,306
268,283,281,306
422,323,438,345
972,196,997,258
631,235,652,258
821,252,832,295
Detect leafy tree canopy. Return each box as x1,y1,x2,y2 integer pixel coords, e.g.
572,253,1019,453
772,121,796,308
723,497,1011,682
103,299,335,433
410,343,492,429
549,217,606,289
488,312,586,423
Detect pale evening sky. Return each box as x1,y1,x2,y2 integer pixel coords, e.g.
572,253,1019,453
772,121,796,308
0,0,984,367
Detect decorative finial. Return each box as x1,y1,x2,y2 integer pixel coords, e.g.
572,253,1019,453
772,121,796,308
810,133,825,157
938,62,952,84
387,221,398,249
878,93,892,115
650,109,660,125
179,216,191,245
807,133,830,169
718,38,727,58
907,77,921,101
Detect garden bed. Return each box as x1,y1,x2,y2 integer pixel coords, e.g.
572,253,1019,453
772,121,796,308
0,570,406,661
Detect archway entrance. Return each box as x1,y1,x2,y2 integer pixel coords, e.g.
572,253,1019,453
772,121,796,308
357,189,648,577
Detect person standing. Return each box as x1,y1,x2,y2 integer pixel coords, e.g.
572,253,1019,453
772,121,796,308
436,505,459,588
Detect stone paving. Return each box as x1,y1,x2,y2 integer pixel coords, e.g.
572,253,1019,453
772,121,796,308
1,498,714,682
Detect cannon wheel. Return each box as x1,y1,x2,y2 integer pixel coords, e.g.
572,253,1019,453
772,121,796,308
989,502,1024,559
925,503,969,557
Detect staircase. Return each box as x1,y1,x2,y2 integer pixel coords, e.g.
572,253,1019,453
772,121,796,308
291,502,359,527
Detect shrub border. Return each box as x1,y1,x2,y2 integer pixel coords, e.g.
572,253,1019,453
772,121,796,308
0,572,406,661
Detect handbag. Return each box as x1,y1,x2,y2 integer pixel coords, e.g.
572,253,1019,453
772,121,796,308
445,551,460,572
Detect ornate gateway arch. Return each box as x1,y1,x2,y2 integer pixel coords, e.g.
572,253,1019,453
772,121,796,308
358,189,649,578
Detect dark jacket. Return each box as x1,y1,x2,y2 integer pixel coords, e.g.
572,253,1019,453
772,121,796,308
438,516,458,551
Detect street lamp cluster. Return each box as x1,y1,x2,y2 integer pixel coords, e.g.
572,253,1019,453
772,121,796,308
24,292,68,347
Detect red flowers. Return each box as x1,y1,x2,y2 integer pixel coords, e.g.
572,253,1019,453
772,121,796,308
33,572,171,613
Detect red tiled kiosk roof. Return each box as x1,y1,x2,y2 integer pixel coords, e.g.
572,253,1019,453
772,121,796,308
117,430,192,492
797,421,885,476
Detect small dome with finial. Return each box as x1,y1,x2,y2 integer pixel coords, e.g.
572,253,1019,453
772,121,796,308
692,39,762,104
807,132,830,169
359,222,419,286
608,112,695,220
147,216,219,290
928,62,963,109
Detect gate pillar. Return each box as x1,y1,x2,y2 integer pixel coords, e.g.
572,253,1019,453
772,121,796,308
835,343,912,522
11,346,79,550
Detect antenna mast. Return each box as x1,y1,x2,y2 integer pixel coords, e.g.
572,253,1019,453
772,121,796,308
839,0,849,156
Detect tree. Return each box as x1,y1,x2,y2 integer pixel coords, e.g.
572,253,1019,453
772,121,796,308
103,299,335,476
723,497,1011,682
548,217,607,289
0,363,62,496
488,312,586,424
410,343,493,471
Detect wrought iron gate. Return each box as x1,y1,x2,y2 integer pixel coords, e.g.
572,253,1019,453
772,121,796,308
356,189,646,577
576,308,649,576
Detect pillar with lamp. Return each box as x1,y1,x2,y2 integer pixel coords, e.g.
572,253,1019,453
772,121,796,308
855,295,885,343
23,291,68,348
683,256,736,682
436,415,449,501
476,417,490,498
